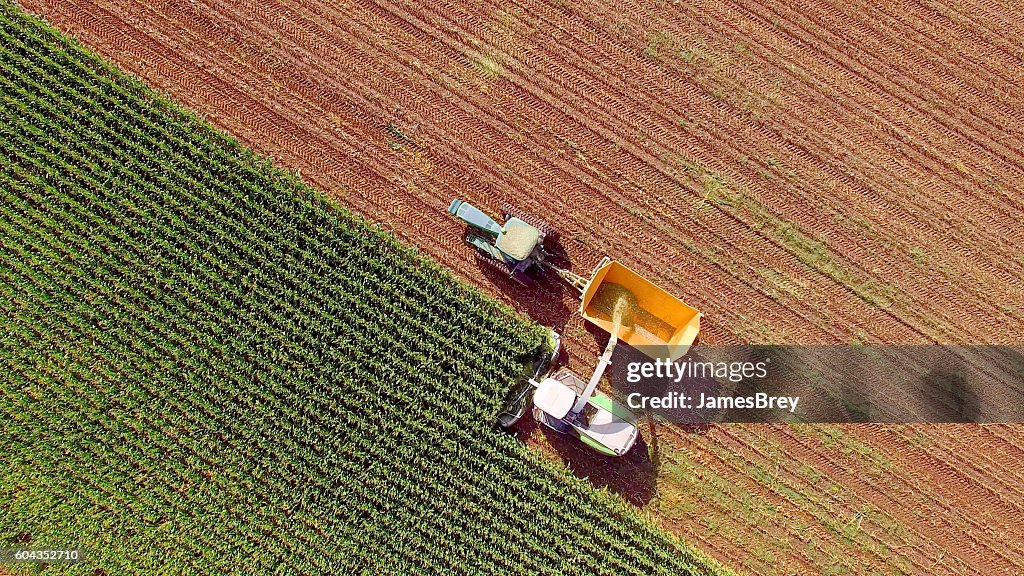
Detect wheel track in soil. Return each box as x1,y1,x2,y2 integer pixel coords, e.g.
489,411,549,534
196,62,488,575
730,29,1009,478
16,1,1024,574
360,0,1015,340
489,0,1024,340
94,0,888,352
922,0,1024,63
979,425,1024,464
862,0,1024,99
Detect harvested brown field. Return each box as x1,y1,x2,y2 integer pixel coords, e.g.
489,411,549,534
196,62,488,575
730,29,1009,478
19,0,1023,573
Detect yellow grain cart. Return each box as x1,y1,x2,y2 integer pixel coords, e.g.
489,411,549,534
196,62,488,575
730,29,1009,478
561,257,701,358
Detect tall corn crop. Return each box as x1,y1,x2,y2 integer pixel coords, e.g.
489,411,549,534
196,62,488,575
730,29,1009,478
0,3,725,575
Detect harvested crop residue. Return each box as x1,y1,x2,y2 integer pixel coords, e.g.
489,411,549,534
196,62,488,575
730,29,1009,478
589,282,674,342
496,219,539,260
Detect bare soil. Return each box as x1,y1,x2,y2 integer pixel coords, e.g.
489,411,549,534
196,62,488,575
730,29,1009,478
20,0,1024,573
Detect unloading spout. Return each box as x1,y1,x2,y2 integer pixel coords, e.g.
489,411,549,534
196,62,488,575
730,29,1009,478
572,331,618,414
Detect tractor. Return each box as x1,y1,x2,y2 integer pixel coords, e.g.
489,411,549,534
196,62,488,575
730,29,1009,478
446,200,559,287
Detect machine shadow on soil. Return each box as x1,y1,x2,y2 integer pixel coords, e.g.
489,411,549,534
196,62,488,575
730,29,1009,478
513,416,658,507
474,246,575,342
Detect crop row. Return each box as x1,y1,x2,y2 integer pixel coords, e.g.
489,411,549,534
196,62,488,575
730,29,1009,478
0,4,723,575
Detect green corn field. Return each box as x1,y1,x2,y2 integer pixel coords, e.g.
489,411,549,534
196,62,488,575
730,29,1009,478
0,4,725,575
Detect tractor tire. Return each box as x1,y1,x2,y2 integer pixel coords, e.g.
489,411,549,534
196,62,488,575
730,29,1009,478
473,249,512,276
511,268,539,289
501,203,560,245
